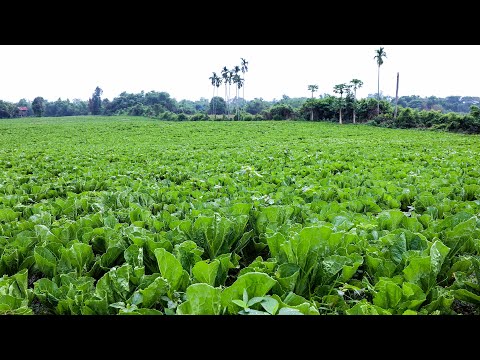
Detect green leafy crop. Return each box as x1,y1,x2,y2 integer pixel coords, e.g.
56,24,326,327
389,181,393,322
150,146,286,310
1,116,479,315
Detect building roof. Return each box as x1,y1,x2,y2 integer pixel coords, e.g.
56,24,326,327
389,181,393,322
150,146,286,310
18,107,28,111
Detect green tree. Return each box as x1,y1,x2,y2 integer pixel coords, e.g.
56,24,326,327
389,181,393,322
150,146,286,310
374,47,387,115
221,67,230,115
299,95,337,121
333,83,351,124
88,86,103,115
356,98,391,122
214,74,223,119
240,58,248,106
177,99,196,114
350,79,363,123
228,68,236,116
307,84,318,121
395,107,417,128
32,96,45,117
209,72,219,118
308,84,318,98
208,96,227,116
232,72,244,120
0,100,17,118
72,98,89,115
268,103,294,120
215,74,223,104
245,98,267,115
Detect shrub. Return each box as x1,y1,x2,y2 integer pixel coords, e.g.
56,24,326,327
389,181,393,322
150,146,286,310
177,113,188,121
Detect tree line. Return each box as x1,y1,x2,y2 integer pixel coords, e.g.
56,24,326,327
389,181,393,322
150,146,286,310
1,47,479,133
2,90,479,133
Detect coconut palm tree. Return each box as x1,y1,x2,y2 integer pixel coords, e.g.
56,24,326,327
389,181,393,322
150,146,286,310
374,47,387,115
227,67,238,117
221,67,230,115
209,72,218,118
233,74,244,120
307,84,318,121
333,83,351,124
241,58,248,104
215,75,223,119
350,79,363,124
308,84,318,98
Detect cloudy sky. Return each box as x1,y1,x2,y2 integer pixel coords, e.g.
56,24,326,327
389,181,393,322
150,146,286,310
1,45,479,103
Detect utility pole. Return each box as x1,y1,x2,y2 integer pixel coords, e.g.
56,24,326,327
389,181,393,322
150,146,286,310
394,72,399,119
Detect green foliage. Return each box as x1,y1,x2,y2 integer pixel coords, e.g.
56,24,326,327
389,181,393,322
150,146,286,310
395,107,417,128
265,103,295,120
0,100,19,118
32,96,45,117
190,113,209,121
245,98,268,115
221,272,277,314
88,87,103,115
0,269,33,314
209,96,226,115
299,96,337,121
176,283,222,315
1,117,480,315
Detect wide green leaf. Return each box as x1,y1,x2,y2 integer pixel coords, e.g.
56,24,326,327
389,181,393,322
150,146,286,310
192,259,220,286
373,279,402,310
154,248,189,296
177,283,222,315
221,272,277,314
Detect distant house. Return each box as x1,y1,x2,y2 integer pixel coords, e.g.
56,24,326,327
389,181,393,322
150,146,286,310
18,106,28,117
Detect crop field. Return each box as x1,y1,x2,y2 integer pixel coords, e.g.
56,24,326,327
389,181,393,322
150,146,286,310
0,116,479,315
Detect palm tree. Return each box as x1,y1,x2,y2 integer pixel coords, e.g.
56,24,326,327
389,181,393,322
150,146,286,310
229,67,240,118
333,83,351,124
308,84,318,98
221,67,230,115
374,47,387,115
215,75,223,119
209,72,218,118
350,79,363,124
307,84,318,121
233,73,244,119
241,58,248,105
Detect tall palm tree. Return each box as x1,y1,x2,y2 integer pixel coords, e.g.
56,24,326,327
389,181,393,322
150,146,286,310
333,83,350,124
374,47,387,115
307,84,318,121
308,84,318,98
209,72,218,118
221,67,230,115
233,74,244,120
238,77,244,118
350,79,363,124
240,58,248,105
215,75,223,119
229,67,240,118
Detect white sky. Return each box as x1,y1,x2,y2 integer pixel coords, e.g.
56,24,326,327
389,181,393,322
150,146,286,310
1,45,479,103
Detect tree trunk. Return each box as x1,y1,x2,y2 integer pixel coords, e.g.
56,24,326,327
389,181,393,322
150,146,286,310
242,76,245,119
394,72,399,120
212,87,216,120
353,89,356,124
228,84,231,118
310,91,314,121
339,98,343,124
377,65,380,116
225,84,228,116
